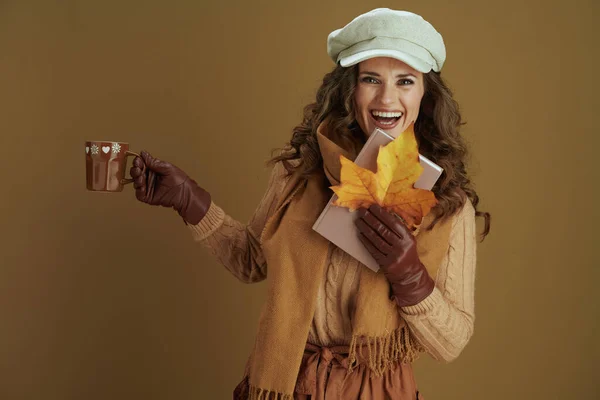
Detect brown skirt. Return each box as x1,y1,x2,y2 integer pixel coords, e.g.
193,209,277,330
234,342,423,400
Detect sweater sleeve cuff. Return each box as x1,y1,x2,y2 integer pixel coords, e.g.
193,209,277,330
400,287,444,315
187,201,225,241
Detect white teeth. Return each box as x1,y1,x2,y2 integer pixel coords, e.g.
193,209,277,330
372,110,402,118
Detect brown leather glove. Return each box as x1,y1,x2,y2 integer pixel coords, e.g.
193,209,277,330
355,204,435,307
129,151,211,225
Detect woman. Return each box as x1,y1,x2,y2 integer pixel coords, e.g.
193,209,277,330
130,8,491,400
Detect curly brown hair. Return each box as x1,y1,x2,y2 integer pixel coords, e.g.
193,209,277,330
269,64,491,241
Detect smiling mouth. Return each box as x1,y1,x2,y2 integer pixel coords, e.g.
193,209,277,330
370,110,403,128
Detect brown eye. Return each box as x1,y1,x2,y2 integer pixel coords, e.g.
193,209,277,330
398,79,414,85
361,77,379,84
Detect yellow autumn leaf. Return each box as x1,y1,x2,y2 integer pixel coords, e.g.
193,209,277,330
330,123,438,229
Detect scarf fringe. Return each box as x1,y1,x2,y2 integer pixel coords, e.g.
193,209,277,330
249,385,293,400
347,325,424,376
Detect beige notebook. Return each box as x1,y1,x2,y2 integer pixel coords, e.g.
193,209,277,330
312,128,443,272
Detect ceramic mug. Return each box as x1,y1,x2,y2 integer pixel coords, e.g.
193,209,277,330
85,141,139,192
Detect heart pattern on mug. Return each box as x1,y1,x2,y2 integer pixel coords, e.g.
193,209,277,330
102,146,110,154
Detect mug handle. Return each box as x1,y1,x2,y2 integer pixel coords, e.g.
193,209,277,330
121,150,141,185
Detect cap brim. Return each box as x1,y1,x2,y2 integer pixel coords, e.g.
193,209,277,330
339,49,432,73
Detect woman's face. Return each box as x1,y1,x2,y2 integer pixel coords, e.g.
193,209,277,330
353,57,425,138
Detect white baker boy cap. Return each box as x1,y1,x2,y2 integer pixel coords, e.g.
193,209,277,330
327,8,446,73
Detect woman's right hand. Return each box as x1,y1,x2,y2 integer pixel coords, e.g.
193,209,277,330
129,151,212,225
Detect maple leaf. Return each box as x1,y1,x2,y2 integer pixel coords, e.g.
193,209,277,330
330,123,438,229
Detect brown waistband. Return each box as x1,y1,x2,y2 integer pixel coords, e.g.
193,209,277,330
294,341,415,398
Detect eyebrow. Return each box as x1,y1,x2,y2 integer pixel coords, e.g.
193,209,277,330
359,71,417,78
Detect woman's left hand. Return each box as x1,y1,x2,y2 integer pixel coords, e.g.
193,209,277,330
355,204,435,307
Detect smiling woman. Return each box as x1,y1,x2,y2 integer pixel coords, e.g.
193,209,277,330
354,58,425,134
129,7,490,400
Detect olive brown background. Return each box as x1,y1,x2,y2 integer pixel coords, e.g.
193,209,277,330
1,0,598,399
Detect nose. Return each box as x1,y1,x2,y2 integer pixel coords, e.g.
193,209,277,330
377,82,396,105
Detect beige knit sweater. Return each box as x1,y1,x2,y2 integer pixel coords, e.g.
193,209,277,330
188,162,477,363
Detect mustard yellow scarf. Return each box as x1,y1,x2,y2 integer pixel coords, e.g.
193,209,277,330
246,121,454,399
